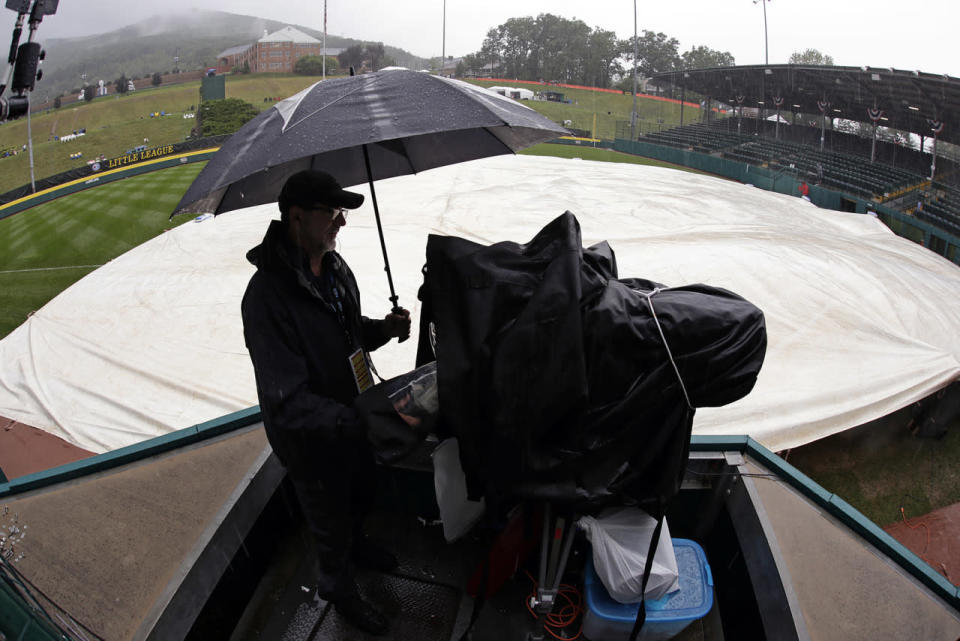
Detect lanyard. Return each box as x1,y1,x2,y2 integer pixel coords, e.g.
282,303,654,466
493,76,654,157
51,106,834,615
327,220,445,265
327,271,355,349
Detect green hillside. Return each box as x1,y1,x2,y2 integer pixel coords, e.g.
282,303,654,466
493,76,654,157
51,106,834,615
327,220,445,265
37,10,429,101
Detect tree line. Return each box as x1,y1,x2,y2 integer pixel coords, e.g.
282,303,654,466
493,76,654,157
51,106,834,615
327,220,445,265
291,43,397,76
456,14,736,89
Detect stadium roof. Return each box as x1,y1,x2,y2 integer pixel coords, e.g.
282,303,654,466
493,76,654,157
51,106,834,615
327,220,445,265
259,26,321,44
652,65,960,146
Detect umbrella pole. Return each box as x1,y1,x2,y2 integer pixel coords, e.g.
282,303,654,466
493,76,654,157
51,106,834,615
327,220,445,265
361,143,403,315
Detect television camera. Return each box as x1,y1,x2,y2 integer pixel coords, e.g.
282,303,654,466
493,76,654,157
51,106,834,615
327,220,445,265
0,0,57,122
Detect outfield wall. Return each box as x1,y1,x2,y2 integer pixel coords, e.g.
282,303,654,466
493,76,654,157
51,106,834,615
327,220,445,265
0,134,231,209
0,148,218,220
550,136,614,149
614,139,960,265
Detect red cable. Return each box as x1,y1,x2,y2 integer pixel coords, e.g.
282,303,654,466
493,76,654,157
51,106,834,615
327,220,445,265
898,495,951,580
900,506,938,574
523,569,584,640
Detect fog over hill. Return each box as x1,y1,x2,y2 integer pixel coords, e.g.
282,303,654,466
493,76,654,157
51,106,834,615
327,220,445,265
35,10,429,100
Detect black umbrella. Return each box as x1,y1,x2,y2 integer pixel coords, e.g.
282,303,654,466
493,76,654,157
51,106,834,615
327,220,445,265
173,70,569,312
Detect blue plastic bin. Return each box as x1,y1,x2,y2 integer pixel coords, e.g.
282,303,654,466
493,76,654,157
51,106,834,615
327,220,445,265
583,538,714,641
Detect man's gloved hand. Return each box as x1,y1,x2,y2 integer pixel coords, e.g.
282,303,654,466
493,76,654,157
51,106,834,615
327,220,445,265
336,407,368,443
382,308,411,341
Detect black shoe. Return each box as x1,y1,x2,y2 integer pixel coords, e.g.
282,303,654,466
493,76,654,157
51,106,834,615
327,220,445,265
332,592,390,636
353,538,399,572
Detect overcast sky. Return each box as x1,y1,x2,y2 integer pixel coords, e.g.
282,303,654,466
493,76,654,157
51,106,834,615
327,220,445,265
7,0,958,76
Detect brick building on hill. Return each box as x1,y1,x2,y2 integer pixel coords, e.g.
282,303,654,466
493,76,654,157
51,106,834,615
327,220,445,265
216,26,345,74
215,45,252,74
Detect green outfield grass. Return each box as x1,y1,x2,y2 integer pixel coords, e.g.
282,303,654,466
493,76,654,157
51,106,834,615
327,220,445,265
520,142,706,174
0,162,203,336
786,413,960,528
466,79,694,140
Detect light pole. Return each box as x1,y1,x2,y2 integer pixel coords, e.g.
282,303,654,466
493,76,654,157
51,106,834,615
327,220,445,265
753,0,769,65
630,0,638,141
753,0,769,128
323,0,327,80
442,0,447,76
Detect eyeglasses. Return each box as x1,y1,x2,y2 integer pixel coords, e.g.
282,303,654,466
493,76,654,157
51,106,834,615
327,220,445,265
306,205,347,222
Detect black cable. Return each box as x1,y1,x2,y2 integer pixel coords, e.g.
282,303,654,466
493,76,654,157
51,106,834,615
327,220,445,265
1,555,105,640
1,561,61,635
898,492,928,508
897,492,931,523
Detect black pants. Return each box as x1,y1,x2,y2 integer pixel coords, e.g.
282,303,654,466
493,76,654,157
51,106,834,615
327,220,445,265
291,440,378,600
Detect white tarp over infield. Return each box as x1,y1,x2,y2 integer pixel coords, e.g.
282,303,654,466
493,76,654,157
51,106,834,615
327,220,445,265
1,155,959,453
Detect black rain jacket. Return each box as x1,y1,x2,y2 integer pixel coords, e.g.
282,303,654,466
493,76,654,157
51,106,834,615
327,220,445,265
241,220,389,480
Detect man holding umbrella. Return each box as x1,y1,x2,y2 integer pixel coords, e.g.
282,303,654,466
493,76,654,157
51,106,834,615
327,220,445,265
241,169,411,636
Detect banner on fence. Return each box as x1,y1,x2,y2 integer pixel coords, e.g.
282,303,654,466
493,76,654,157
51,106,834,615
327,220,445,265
103,145,178,170
0,135,231,206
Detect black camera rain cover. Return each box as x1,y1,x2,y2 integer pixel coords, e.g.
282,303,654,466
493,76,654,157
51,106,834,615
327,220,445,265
415,212,767,509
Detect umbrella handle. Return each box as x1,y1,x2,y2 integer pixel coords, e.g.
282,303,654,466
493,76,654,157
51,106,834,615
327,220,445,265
392,304,410,343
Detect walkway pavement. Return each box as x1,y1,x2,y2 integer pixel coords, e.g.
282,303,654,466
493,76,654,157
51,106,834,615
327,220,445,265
0,416,93,480
884,502,960,587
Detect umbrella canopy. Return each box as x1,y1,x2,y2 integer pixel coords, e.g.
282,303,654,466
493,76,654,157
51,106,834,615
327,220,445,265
173,70,569,216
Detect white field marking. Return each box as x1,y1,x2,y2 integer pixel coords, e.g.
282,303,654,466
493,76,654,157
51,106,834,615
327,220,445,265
0,264,102,274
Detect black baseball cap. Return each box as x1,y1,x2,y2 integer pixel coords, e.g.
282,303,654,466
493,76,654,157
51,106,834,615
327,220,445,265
278,170,364,215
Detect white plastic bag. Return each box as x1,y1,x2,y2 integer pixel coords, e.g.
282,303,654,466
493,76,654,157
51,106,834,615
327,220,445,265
578,507,679,603
432,438,486,542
